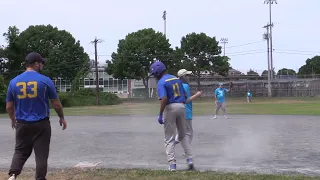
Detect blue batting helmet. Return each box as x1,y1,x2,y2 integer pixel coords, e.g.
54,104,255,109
149,61,166,79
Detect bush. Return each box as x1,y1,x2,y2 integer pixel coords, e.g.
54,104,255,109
0,76,7,113
58,93,73,107
57,89,122,107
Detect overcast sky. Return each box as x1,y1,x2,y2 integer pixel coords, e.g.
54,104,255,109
1,0,319,75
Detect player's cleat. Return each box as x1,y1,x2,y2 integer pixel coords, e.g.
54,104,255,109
8,174,16,180
169,164,177,171
187,158,195,170
224,115,228,119
212,115,217,119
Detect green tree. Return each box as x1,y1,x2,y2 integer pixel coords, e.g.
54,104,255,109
2,26,23,80
2,25,90,81
179,32,230,88
105,28,174,88
298,56,320,75
261,69,276,76
0,75,7,112
277,68,296,75
0,46,5,74
247,69,259,76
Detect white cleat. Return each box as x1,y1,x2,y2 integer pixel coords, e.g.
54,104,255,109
212,115,217,119
224,115,228,119
8,175,15,180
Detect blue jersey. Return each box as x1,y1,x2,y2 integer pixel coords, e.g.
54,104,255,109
215,88,228,102
247,92,252,97
183,83,192,120
157,74,186,104
6,71,58,121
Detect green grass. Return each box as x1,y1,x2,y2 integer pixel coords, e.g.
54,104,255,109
1,97,320,118
1,169,319,180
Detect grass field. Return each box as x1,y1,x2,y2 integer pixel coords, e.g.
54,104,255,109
27,97,320,117
1,97,320,118
1,169,320,180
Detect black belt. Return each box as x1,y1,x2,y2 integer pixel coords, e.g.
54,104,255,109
16,117,49,124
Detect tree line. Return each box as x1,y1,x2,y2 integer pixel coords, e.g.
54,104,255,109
0,24,319,90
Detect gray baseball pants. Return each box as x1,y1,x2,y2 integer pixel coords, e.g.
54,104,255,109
175,120,193,144
163,103,193,164
215,102,227,115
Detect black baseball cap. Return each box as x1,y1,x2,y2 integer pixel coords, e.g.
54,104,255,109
25,52,46,64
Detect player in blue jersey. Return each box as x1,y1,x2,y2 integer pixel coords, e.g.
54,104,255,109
149,61,194,171
174,69,202,146
213,82,231,119
247,90,252,103
6,52,67,180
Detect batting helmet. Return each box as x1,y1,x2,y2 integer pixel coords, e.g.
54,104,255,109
149,61,166,79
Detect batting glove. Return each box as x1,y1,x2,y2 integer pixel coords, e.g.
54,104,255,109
158,114,164,124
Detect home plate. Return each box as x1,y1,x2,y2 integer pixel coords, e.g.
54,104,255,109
73,161,102,168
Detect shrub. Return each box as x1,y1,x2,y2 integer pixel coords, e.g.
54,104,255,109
0,76,7,113
58,93,73,107
57,89,122,107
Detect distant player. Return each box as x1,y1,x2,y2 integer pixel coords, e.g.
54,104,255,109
212,82,232,119
247,90,252,103
6,52,67,180
174,69,202,146
149,61,194,171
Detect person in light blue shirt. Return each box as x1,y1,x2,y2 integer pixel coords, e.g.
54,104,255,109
213,82,230,119
247,90,252,103
174,69,202,146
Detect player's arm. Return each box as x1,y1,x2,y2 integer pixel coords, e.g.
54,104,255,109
47,78,65,119
157,81,167,115
185,85,201,103
5,83,15,122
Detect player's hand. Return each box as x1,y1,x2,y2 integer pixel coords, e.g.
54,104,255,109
196,91,202,96
158,114,164,125
11,120,16,130
59,118,67,130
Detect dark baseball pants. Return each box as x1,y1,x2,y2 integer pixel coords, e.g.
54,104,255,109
8,118,51,180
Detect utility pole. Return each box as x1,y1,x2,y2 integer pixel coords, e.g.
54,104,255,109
90,37,103,106
263,24,272,97
220,38,228,56
264,0,277,79
162,10,167,37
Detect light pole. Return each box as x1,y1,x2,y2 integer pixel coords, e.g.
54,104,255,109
162,10,167,37
220,38,228,56
263,24,272,97
264,0,277,79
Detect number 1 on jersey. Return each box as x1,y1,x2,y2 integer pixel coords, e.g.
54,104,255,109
172,83,181,97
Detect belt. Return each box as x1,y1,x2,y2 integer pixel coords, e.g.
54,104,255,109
16,117,49,124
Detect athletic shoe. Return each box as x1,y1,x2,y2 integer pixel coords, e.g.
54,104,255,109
187,158,195,170
212,115,217,119
169,164,176,171
8,174,15,180
224,115,228,119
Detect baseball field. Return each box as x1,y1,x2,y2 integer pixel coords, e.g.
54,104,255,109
1,97,320,179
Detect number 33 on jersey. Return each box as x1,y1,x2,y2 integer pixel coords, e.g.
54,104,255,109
16,81,38,99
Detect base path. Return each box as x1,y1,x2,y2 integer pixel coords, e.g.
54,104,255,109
1,115,320,175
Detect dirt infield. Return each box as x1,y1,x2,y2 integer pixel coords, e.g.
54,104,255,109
1,114,320,176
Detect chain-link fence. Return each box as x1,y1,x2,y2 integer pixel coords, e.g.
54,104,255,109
130,74,320,99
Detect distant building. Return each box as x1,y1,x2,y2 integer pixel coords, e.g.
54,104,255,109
53,63,130,98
